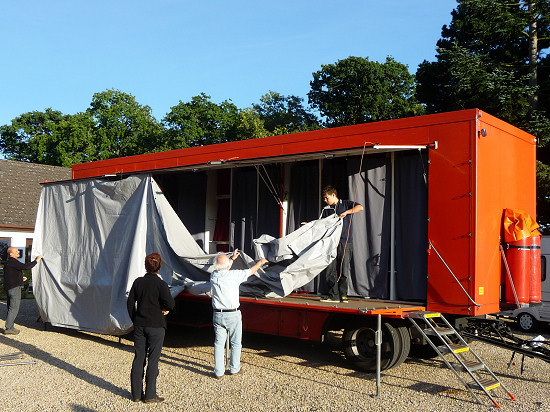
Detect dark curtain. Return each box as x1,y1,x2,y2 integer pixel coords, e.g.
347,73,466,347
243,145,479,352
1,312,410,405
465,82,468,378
231,166,281,257
258,165,283,239
154,172,207,251
394,151,428,301
347,155,391,298
287,161,320,234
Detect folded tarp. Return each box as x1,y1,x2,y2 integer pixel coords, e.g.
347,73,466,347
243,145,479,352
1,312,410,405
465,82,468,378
32,175,341,335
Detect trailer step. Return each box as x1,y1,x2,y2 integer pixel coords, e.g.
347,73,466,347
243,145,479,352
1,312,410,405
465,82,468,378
404,311,441,319
467,378,501,391
438,344,469,354
425,327,454,336
407,312,515,407
451,360,485,373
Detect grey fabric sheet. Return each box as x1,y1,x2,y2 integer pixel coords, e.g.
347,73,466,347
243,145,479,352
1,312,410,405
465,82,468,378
32,175,341,335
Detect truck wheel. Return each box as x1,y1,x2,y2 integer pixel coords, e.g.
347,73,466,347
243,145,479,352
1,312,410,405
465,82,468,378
388,324,411,369
517,312,538,332
343,322,409,372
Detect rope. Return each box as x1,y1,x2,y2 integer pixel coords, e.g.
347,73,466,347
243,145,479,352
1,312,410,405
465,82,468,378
255,165,286,213
337,142,368,283
428,239,481,307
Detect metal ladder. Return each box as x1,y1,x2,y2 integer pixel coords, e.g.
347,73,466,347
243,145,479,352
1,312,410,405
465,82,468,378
405,311,516,408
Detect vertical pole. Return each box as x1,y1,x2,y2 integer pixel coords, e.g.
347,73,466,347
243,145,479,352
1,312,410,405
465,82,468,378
375,314,381,397
390,152,396,300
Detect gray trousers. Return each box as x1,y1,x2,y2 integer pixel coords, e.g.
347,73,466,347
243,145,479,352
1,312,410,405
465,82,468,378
325,242,352,300
5,286,22,330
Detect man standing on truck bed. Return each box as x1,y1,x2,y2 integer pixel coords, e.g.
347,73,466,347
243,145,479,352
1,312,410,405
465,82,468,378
320,185,363,303
210,249,267,379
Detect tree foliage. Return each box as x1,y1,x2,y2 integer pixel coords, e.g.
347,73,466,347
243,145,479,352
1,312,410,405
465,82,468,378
0,90,163,166
416,0,550,137
252,91,320,134
415,0,550,229
88,89,163,159
308,56,423,127
162,93,243,148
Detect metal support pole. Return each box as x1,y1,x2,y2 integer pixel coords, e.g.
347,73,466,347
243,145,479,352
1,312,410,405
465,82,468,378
0,361,37,367
375,314,382,397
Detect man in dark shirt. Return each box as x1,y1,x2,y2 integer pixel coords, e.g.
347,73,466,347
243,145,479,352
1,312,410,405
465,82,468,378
3,247,42,335
320,185,363,303
127,252,175,403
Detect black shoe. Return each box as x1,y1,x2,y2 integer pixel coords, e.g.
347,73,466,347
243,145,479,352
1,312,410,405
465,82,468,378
143,396,164,403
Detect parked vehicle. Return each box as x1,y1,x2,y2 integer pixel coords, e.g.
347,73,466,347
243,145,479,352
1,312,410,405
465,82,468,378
40,109,542,372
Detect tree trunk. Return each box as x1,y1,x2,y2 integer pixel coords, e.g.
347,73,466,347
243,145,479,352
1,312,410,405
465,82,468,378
528,1,538,111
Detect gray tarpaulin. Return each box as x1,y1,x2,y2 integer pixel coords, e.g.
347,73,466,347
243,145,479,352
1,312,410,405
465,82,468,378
32,175,341,335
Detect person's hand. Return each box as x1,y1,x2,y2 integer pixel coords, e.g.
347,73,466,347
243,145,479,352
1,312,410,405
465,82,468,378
231,249,240,261
36,255,43,261
162,310,169,316
339,211,348,218
23,276,27,282
259,258,268,265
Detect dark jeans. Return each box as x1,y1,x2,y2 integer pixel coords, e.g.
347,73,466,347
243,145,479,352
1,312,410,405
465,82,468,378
131,325,165,400
5,286,22,330
325,241,352,300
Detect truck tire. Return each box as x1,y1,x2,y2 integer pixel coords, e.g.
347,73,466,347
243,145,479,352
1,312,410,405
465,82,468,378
343,321,410,372
516,312,538,332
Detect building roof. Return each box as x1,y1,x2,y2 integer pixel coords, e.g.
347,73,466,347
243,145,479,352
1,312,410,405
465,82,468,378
0,160,72,228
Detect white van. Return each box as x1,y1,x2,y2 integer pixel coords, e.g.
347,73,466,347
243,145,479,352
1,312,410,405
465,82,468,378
501,236,550,332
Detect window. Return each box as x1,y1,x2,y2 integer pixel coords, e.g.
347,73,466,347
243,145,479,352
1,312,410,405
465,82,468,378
0,237,11,262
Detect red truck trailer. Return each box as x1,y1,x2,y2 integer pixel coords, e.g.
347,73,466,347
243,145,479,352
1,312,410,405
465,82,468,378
69,109,541,372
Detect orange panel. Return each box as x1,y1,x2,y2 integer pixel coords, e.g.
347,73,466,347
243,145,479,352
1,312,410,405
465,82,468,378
426,119,474,315
473,112,536,315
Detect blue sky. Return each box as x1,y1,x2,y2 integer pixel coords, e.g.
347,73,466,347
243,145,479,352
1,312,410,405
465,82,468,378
0,1,458,127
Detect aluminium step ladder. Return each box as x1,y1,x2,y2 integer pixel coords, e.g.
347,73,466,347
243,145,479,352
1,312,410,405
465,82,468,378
404,311,516,408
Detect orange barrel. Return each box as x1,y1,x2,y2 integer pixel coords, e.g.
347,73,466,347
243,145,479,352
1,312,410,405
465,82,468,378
529,236,541,303
504,238,531,304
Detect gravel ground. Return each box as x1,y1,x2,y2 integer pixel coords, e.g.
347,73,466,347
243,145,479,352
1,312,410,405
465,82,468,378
1,299,549,411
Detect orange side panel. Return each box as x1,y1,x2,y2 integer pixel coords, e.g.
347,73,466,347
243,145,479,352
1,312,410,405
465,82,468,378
427,119,473,315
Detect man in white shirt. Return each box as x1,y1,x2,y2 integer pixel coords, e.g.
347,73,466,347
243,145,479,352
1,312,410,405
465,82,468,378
210,249,267,379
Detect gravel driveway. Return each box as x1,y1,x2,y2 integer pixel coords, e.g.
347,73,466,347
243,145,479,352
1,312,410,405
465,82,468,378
1,299,549,411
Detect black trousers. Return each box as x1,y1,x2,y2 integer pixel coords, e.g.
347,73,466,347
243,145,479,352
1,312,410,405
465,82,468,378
131,325,165,400
325,241,352,300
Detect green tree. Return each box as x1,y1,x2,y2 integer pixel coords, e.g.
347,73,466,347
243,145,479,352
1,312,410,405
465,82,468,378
87,89,163,159
416,0,550,136
0,108,66,165
252,91,320,134
415,0,550,228
162,93,242,148
308,56,422,127
235,109,270,140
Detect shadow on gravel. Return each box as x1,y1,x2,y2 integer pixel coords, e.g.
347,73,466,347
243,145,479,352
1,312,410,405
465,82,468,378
0,334,128,399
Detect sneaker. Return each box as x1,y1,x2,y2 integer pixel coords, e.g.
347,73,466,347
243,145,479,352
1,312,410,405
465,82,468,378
320,298,340,303
215,373,225,379
143,396,164,403
4,328,20,335
341,296,349,303
230,368,243,375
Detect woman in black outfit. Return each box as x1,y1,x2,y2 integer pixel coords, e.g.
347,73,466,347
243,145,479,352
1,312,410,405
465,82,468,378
127,252,175,403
